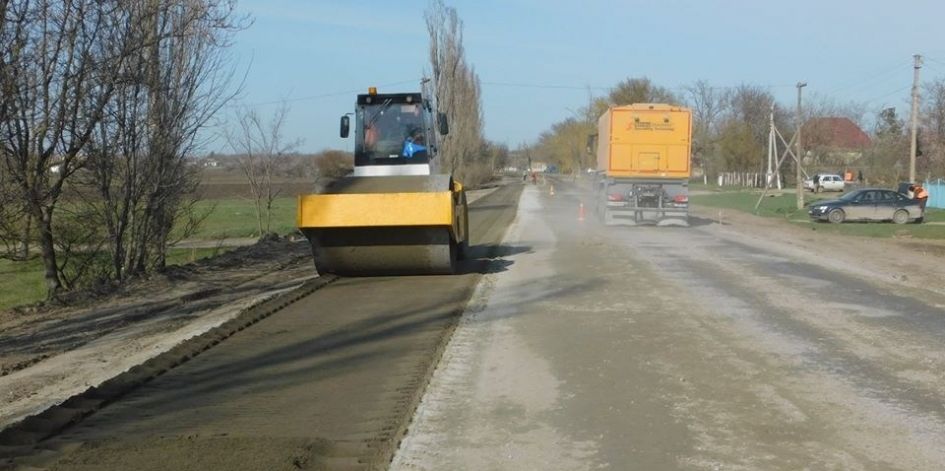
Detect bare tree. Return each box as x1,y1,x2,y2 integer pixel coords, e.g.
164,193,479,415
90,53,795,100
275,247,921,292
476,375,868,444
83,0,245,280
312,149,353,190
425,0,486,185
606,77,680,108
921,79,945,177
0,0,136,295
1,0,244,296
227,103,299,236
684,80,729,177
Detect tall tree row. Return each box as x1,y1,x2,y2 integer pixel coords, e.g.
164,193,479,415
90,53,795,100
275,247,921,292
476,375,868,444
424,0,490,186
0,0,243,298
533,76,945,183
535,78,681,173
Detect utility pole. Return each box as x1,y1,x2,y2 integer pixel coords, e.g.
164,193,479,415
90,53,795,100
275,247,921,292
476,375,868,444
796,82,807,209
909,54,923,183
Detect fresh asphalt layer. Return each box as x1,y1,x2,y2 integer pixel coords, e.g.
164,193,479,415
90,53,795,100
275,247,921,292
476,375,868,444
3,183,523,471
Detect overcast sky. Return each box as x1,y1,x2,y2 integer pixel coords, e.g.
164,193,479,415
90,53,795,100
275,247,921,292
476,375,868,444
216,0,945,153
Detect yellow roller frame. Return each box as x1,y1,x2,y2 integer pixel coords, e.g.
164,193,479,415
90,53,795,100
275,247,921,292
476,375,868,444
297,191,455,229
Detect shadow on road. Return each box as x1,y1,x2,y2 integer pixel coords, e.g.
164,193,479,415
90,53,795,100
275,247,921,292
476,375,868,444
460,244,531,275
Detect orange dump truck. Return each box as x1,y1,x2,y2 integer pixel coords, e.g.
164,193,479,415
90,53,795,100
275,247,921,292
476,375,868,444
592,103,692,226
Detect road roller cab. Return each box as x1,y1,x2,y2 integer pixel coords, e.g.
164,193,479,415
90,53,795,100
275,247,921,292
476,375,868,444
297,88,469,276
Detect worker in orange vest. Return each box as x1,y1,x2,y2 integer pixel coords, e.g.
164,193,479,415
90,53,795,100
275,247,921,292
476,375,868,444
914,184,929,212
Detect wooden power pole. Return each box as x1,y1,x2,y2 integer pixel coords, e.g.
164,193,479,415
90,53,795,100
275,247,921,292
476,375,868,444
796,82,807,209
909,54,923,183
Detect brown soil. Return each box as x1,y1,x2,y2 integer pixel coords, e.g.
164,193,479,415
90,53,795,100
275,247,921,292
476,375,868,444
691,205,945,296
0,235,314,428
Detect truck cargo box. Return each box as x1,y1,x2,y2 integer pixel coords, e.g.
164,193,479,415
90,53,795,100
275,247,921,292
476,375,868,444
597,104,691,179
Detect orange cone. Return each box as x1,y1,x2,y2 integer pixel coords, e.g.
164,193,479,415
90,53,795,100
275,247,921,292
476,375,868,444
578,202,585,222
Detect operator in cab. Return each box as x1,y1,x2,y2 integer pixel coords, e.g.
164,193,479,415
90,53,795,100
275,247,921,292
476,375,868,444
363,103,428,159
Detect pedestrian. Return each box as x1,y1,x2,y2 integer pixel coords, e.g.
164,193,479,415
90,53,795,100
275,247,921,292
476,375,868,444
914,184,929,212
522,169,528,182
857,169,863,185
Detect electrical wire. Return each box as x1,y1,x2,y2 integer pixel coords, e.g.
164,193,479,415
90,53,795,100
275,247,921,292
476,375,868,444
861,85,911,105
228,78,422,108
481,81,608,91
823,59,913,96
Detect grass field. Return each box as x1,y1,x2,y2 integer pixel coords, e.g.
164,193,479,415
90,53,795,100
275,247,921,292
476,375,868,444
691,190,945,239
2,194,293,311
0,257,46,312
2,174,301,312
0,247,232,311
190,197,297,240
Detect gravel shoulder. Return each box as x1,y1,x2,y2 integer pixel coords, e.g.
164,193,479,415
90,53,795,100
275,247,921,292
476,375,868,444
393,181,945,470
690,204,945,297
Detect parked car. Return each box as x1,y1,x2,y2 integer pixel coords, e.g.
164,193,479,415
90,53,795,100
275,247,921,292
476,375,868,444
803,174,845,193
808,188,922,224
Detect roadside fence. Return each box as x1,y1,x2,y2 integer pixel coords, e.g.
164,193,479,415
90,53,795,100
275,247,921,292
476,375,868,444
925,178,945,209
717,172,771,188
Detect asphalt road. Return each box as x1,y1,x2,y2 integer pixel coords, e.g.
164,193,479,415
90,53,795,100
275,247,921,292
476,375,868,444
8,182,522,471
392,179,945,470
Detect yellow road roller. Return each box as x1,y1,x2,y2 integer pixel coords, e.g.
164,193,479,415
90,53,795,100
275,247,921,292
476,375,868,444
297,88,468,275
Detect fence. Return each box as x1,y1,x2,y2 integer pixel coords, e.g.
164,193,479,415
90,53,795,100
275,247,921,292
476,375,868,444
717,172,777,188
925,179,945,209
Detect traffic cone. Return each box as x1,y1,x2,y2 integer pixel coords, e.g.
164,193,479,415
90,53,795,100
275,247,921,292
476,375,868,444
578,202,585,222
549,185,555,196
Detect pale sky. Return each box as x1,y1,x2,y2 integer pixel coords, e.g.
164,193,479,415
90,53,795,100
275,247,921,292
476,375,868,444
217,0,945,153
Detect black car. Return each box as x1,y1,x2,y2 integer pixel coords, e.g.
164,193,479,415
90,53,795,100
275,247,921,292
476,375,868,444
808,188,922,224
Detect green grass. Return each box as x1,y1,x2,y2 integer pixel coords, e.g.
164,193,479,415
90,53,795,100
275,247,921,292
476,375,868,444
0,257,47,311
689,182,755,193
1,196,291,312
691,191,945,239
0,247,233,312
189,197,297,239
165,247,233,266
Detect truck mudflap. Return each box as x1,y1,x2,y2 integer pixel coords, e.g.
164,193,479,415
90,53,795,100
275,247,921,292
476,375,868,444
602,207,689,226
596,178,689,227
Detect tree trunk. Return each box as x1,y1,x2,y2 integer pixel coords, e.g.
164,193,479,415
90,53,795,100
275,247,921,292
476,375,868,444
17,213,31,260
35,208,62,298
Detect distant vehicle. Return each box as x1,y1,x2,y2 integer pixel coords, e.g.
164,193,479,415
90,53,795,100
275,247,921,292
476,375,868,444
804,174,845,193
808,188,922,224
590,104,691,226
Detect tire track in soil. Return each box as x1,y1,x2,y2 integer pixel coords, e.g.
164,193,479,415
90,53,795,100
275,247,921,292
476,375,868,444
0,182,523,471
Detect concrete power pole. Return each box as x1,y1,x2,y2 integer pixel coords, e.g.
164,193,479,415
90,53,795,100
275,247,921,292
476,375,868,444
796,82,807,210
909,54,923,183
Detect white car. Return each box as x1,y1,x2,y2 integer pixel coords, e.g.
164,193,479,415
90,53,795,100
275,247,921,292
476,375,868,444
804,174,845,193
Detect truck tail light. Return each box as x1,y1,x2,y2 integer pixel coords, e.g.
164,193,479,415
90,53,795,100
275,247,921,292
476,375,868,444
607,193,625,202
673,195,688,204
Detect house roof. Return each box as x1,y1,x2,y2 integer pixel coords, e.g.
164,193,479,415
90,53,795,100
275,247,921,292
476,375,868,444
804,117,872,149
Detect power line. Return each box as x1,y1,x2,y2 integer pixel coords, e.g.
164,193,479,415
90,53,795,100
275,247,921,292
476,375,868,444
227,79,421,108
480,80,796,92
861,85,911,105
922,56,945,75
481,81,608,91
822,59,912,96
925,56,945,67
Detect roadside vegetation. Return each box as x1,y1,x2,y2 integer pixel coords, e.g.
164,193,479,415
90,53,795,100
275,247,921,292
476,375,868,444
530,76,945,185
0,0,246,301
0,1,502,311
